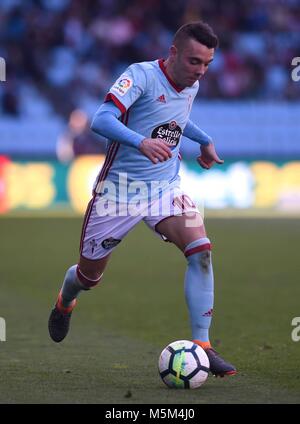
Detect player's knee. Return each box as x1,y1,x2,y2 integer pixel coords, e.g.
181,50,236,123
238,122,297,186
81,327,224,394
184,238,212,272
76,265,103,290
199,250,211,272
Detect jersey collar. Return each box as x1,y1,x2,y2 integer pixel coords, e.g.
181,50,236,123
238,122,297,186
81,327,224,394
158,59,183,93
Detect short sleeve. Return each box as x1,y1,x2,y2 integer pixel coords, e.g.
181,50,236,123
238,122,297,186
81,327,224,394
104,64,147,114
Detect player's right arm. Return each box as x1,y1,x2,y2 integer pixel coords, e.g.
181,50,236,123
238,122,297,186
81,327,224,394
91,102,172,163
91,63,172,164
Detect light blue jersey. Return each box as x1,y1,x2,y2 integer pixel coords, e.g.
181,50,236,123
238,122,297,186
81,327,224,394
95,59,199,196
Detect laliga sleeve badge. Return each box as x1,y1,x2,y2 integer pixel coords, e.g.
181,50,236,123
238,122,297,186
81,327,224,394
111,76,133,96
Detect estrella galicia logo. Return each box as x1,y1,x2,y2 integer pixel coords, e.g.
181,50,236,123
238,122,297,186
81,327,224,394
101,237,121,250
151,121,182,148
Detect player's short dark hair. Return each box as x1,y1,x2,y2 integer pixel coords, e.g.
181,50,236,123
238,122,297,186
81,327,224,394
174,21,219,49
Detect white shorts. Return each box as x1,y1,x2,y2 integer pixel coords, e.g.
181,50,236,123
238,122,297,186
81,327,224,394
80,185,200,260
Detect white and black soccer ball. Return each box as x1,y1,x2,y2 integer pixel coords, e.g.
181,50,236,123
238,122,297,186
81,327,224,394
158,340,210,389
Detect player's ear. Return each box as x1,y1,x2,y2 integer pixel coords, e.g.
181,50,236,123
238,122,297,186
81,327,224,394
169,45,178,59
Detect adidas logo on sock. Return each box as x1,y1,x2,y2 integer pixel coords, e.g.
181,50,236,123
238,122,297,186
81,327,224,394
202,308,213,317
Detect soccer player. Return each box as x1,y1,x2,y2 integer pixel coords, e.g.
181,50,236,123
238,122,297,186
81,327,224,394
48,21,236,377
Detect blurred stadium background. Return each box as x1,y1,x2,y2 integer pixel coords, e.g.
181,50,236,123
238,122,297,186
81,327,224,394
1,0,300,215
1,0,300,404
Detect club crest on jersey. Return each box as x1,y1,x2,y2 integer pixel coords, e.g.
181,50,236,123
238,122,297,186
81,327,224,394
101,237,121,250
112,76,132,96
90,238,98,254
151,121,182,148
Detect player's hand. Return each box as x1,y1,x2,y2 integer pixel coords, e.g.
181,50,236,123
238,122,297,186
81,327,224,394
197,142,224,169
139,138,172,164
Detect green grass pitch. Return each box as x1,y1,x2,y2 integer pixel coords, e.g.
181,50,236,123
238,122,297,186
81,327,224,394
0,216,300,404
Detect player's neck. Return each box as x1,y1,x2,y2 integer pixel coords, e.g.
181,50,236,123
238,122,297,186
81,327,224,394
164,58,185,90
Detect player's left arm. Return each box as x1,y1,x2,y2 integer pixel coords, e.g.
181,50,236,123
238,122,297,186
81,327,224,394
183,119,224,169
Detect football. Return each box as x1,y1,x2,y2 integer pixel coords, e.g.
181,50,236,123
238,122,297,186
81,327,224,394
158,340,210,389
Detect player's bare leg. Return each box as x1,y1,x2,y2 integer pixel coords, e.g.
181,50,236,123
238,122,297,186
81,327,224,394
48,254,110,342
156,213,236,377
156,212,206,252
78,254,111,282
